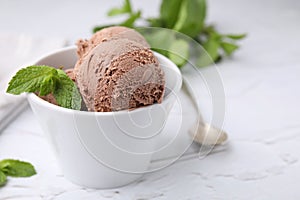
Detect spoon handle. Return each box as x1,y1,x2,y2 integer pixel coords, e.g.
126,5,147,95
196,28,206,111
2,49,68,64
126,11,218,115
182,76,228,146
181,77,205,123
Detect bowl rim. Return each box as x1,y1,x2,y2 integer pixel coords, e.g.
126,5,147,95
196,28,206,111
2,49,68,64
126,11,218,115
27,46,182,116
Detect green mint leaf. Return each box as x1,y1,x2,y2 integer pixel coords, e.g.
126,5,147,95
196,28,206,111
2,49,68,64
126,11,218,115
120,11,141,27
39,74,56,96
53,70,82,110
146,18,164,27
0,159,36,177
7,65,82,110
6,65,58,95
203,36,220,61
225,33,247,40
168,39,190,67
108,8,128,16
203,25,216,34
107,0,132,16
0,170,7,186
203,26,222,40
160,0,183,28
173,0,206,38
141,29,175,57
143,30,174,47
197,36,220,67
221,42,239,56
94,0,246,69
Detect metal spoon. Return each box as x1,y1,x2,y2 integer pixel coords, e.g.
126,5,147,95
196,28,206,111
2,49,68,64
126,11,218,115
182,79,228,146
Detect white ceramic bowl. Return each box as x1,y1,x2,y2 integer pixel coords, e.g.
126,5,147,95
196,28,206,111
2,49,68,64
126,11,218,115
27,46,182,189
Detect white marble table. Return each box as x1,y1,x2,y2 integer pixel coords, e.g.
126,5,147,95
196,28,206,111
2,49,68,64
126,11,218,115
1,0,300,199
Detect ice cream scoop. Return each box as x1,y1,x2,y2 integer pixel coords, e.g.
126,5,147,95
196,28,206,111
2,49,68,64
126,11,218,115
74,26,165,112
75,38,165,112
76,26,149,64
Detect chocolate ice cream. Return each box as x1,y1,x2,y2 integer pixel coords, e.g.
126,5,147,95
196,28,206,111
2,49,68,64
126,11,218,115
76,26,149,64
75,27,165,112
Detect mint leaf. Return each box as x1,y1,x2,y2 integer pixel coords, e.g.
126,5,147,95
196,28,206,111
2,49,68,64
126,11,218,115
160,0,183,28
142,29,175,57
7,65,82,110
0,170,7,186
225,33,247,40
39,74,56,96
93,0,246,68
141,29,190,67
197,36,220,67
221,42,239,56
173,0,206,38
106,0,141,28
6,65,58,95
0,159,36,177
203,36,220,61
101,0,141,29
168,39,190,67
147,18,164,27
201,26,244,64
108,0,132,16
53,70,82,110
120,11,141,27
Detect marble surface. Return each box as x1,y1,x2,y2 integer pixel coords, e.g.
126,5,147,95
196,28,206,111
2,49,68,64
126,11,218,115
1,0,300,199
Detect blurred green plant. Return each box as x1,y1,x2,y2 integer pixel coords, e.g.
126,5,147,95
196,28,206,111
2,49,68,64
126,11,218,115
93,0,246,68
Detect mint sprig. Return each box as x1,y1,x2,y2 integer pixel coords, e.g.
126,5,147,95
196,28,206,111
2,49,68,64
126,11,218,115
0,159,36,187
173,0,206,38
6,66,57,96
0,159,36,177
107,0,132,16
0,170,6,186
7,65,82,110
93,0,246,68
93,0,141,33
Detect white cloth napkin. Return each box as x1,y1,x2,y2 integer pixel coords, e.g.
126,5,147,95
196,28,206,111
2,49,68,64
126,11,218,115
0,33,66,131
